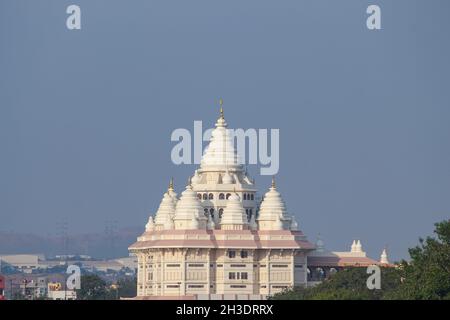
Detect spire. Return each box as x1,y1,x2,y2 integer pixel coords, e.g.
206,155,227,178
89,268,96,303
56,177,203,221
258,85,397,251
380,248,389,264
167,178,178,206
356,240,363,252
271,176,276,189
316,234,325,252
168,177,174,191
351,240,357,252
219,98,224,119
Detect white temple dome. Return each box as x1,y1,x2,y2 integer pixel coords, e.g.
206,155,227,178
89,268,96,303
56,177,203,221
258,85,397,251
200,110,243,172
191,170,201,184
173,183,206,229
222,171,234,184
154,192,176,229
380,248,389,264
220,193,248,229
258,178,288,219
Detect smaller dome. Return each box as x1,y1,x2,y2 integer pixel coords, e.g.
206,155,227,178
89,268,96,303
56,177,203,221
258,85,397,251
191,170,201,184
145,216,155,232
221,193,247,227
154,192,176,227
222,171,234,184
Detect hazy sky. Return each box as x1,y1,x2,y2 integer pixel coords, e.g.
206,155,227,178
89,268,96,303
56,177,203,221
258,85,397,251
1,0,449,261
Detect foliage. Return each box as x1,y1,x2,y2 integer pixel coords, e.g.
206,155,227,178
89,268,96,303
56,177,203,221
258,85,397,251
272,219,450,300
77,274,114,300
77,274,137,300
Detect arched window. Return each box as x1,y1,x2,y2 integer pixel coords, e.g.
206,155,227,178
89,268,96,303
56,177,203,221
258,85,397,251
248,209,253,221
219,193,225,200
208,193,214,200
250,194,254,200
226,193,231,199
219,208,224,218
243,194,247,200
245,209,249,215
203,193,207,200
204,208,209,214
197,193,202,200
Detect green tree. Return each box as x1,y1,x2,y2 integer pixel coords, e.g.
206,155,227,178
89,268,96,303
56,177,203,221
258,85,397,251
386,220,450,300
117,277,137,298
272,219,450,300
271,267,400,300
77,274,112,300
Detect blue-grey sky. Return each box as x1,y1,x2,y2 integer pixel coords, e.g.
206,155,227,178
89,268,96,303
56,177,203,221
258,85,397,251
1,0,449,261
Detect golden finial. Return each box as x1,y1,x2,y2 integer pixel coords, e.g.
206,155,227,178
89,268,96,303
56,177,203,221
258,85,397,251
219,98,224,119
168,177,174,190
271,176,276,188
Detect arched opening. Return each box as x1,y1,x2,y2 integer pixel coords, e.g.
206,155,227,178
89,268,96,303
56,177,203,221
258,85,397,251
219,193,225,200
226,193,231,199
208,193,214,200
243,194,247,200
218,208,224,218
197,193,202,200
202,193,207,200
250,194,254,200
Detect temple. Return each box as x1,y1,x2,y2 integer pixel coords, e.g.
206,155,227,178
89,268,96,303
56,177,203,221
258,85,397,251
129,106,390,300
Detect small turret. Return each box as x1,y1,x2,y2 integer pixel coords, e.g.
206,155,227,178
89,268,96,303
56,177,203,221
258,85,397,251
380,248,389,264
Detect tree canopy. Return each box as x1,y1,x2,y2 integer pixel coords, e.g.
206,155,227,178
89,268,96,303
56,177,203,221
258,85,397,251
272,219,450,300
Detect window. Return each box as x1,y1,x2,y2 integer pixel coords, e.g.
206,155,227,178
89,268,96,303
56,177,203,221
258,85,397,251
219,193,225,200
226,193,231,199
241,251,248,259
228,250,236,258
219,208,224,218
197,193,202,200
251,194,254,200
230,285,246,288
166,285,180,288
272,264,288,268
243,194,247,200
204,208,209,214
241,272,248,280
188,263,205,267
230,264,246,267
229,272,236,279
208,193,214,200
166,264,181,267
203,193,207,200
188,285,204,288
